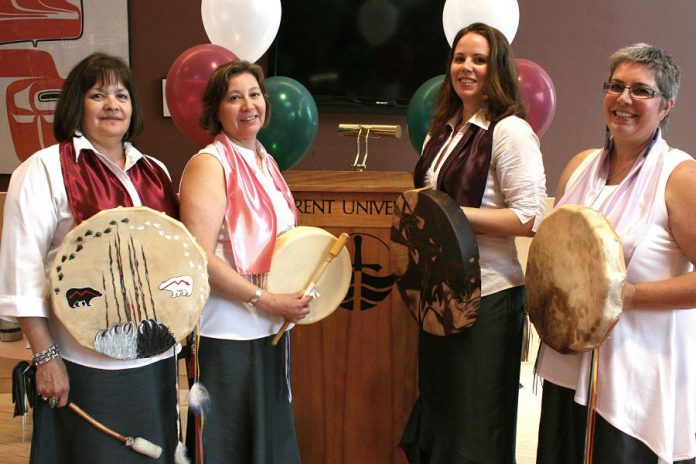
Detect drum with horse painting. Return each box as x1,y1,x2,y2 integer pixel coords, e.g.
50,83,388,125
525,205,626,353
49,207,209,360
390,187,481,336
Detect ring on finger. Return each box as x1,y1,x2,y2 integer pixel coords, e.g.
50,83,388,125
48,397,58,408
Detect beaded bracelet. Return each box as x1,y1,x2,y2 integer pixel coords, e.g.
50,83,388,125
247,287,263,306
32,344,61,366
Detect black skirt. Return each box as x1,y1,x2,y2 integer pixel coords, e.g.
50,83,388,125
186,333,300,464
30,357,178,464
537,380,696,464
400,286,525,464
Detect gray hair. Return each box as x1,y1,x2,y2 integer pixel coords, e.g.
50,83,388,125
609,43,681,129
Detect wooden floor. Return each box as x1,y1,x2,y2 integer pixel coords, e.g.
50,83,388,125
0,338,542,464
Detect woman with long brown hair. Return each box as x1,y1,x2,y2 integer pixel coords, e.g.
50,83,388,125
400,22,547,463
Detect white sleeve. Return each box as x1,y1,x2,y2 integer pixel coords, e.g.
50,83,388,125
492,116,547,231
0,155,61,319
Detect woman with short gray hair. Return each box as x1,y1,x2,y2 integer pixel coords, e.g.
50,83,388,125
536,43,696,464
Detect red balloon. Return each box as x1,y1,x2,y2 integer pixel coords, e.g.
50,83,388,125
516,58,556,137
166,44,238,146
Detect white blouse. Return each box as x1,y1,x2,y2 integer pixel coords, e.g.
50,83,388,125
193,141,296,340
424,112,547,296
0,136,176,369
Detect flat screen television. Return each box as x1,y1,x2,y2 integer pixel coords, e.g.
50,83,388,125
267,0,451,114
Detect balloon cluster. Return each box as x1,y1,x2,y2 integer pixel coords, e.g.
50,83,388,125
407,0,557,153
258,77,319,170
166,44,238,147
165,0,317,168
407,75,444,154
516,59,556,140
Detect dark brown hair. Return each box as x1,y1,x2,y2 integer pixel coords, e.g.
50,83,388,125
429,22,526,139
53,52,143,142
199,60,271,135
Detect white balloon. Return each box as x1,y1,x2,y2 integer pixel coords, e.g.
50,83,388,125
201,0,282,63
442,0,519,46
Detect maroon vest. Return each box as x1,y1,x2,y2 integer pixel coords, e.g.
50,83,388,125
59,140,179,224
414,121,496,207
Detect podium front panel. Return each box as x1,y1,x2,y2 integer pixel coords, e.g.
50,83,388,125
285,171,418,464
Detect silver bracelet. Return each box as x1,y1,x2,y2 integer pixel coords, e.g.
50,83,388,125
247,287,263,306
32,344,61,366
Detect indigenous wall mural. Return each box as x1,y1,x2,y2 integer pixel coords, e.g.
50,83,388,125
0,0,129,173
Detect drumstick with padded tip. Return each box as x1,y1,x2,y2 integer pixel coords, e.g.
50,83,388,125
271,233,349,346
68,402,162,459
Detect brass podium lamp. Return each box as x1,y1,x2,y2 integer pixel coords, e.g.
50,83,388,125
338,124,402,171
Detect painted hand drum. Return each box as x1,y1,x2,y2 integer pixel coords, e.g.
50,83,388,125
390,188,481,336
525,205,626,353
49,207,209,360
267,226,352,325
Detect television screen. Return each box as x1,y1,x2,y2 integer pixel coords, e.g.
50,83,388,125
267,0,451,113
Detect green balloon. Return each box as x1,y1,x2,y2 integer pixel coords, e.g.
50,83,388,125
258,76,319,170
407,75,444,155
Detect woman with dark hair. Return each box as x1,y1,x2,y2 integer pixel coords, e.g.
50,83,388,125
399,23,547,463
536,43,696,464
179,60,310,463
0,52,180,463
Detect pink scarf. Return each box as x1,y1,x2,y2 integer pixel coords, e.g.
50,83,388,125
556,130,667,264
215,134,298,279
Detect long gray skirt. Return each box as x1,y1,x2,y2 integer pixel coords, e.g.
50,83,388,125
30,357,178,464
400,286,525,464
186,333,300,464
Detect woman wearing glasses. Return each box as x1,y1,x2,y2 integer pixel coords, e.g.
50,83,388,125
536,43,696,464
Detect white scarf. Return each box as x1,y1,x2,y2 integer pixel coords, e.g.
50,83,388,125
555,130,668,264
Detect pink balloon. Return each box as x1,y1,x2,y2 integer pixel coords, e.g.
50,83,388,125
166,44,238,146
516,58,556,137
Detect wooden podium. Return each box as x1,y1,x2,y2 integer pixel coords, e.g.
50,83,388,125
284,171,418,464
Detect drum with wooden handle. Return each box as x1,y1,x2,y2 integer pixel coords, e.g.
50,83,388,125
525,205,626,353
49,207,209,360
267,226,352,345
390,187,481,336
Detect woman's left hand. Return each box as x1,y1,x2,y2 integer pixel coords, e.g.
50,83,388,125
36,357,70,408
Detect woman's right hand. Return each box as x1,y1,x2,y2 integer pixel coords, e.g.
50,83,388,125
18,317,71,408
256,290,312,323
35,357,70,408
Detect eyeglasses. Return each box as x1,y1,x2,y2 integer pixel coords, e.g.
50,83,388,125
603,81,662,100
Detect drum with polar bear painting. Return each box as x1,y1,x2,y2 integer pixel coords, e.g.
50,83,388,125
49,207,209,359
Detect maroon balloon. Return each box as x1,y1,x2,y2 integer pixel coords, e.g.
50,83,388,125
516,58,556,137
166,44,238,146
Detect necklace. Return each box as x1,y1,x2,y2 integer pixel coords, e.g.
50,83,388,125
607,155,635,184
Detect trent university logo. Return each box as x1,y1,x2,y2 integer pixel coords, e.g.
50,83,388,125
340,233,394,312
